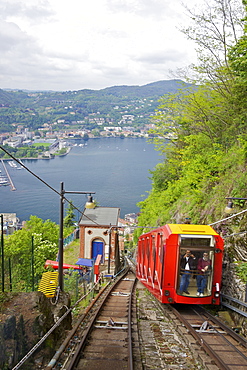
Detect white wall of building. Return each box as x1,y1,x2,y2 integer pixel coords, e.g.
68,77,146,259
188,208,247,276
84,227,109,260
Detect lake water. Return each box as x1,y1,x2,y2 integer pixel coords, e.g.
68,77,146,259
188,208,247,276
0,137,162,223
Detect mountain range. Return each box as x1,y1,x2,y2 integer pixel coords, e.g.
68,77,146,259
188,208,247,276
0,79,194,133
0,79,192,106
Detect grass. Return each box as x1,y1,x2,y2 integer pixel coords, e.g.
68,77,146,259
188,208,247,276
64,239,80,265
32,143,50,147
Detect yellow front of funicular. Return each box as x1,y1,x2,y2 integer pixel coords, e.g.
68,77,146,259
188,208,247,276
167,224,218,235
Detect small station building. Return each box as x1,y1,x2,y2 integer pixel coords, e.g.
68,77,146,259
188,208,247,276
79,200,120,264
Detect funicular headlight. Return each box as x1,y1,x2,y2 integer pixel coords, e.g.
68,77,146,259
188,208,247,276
214,282,220,297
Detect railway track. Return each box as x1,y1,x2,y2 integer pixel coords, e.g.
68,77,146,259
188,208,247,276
41,258,247,370
169,304,247,369
45,268,137,370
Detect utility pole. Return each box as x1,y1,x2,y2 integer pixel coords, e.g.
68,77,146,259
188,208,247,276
58,182,95,291
1,215,4,292
108,224,111,274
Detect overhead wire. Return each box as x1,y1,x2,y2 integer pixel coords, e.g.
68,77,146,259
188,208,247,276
209,208,247,226
3,144,247,233
0,145,100,225
208,207,247,239
0,145,157,230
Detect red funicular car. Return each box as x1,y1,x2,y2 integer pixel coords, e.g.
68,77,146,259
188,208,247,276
136,224,224,304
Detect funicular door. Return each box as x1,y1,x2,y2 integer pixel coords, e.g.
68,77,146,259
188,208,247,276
177,235,215,297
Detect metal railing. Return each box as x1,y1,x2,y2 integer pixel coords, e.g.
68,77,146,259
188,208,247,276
221,293,247,318
63,228,79,247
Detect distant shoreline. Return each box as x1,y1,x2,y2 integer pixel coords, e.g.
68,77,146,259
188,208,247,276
2,155,61,161
0,136,149,161
0,137,158,223
1,147,71,161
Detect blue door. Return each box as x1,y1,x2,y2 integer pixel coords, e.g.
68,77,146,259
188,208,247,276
92,240,104,261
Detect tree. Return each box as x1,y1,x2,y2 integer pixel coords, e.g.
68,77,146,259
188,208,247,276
3,216,74,291
136,0,247,230
64,201,76,227
152,81,241,150
34,130,41,136
228,4,247,121
181,0,245,85
92,129,100,137
4,217,58,290
149,0,247,153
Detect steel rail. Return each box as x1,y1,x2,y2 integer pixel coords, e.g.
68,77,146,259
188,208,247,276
192,306,247,366
221,301,247,318
13,274,107,370
169,305,232,370
66,267,131,370
128,276,137,370
221,293,247,319
196,306,247,348
170,304,247,370
45,278,113,369
221,293,247,309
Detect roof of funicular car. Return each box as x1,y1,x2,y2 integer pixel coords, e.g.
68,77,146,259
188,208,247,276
167,224,218,235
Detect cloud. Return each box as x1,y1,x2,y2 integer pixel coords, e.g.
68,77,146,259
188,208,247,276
106,0,176,19
0,0,54,21
0,21,28,51
0,0,199,91
135,49,191,65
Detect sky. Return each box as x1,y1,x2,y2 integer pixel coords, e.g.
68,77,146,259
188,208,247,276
0,0,199,91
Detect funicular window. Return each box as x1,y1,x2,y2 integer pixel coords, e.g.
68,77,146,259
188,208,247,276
152,235,156,281
143,237,150,279
141,239,145,258
152,235,156,259
146,237,150,258
177,235,215,297
159,234,163,262
158,233,164,290
180,237,212,247
138,239,143,263
139,239,145,276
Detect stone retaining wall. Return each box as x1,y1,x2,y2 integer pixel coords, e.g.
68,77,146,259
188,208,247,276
0,291,72,369
221,231,247,336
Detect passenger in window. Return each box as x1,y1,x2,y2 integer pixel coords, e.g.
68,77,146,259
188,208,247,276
179,250,196,295
196,252,211,296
